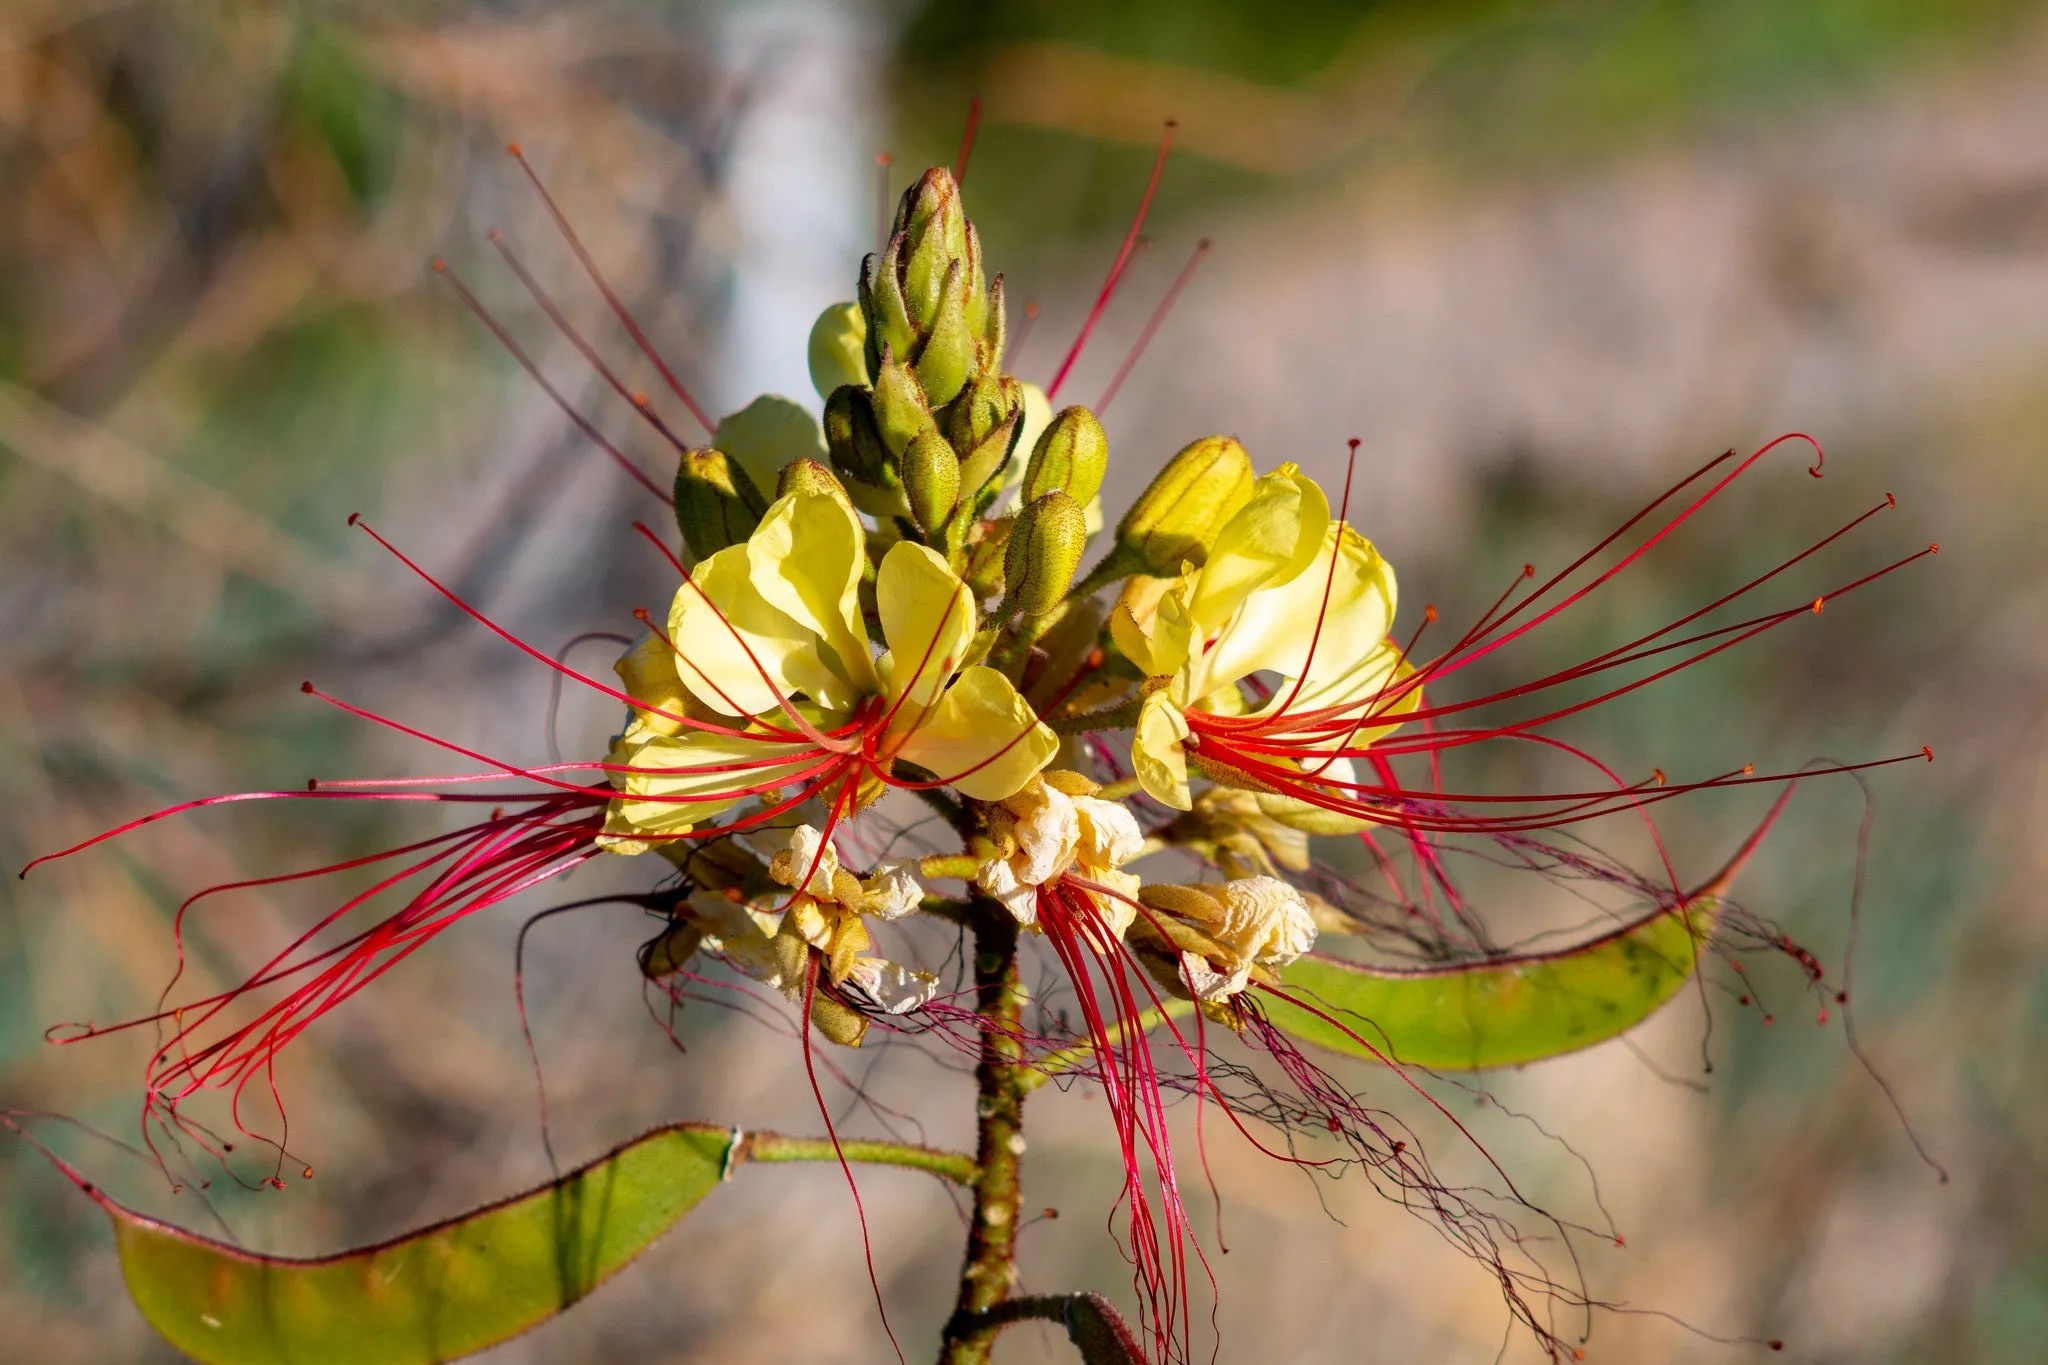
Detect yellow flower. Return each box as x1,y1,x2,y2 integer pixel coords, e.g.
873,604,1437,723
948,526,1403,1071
601,490,1059,855
1112,465,1416,813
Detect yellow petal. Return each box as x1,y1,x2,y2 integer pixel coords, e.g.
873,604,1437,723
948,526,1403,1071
614,633,718,735
669,544,830,717
1196,523,1397,700
601,728,821,852
1132,690,1193,810
1109,574,1195,678
1185,463,1330,637
747,492,880,698
893,665,1057,801
876,541,974,713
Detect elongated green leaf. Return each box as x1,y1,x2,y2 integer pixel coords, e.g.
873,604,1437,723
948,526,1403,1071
1267,899,1719,1070
77,1122,976,1365
102,1123,735,1365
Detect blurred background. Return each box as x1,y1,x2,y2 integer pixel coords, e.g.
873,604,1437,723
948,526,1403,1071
4,1,2046,1360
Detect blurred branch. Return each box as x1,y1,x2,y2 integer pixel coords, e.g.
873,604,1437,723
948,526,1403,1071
0,378,370,618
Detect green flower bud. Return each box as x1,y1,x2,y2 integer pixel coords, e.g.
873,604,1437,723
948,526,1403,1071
902,429,961,538
899,169,968,331
1023,405,1109,507
713,394,829,495
957,409,1022,509
807,301,867,401
872,345,934,459
860,243,917,379
914,260,977,407
858,167,1001,390
823,384,886,485
776,457,852,508
672,446,767,561
1002,490,1088,617
945,372,1016,454
1118,434,1257,574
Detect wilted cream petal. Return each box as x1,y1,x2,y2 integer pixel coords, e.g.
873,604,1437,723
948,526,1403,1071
842,958,941,1015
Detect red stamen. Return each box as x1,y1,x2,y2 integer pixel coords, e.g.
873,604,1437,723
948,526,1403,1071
506,145,713,432
434,260,667,501
1096,237,1210,414
1046,121,1177,401
953,98,983,187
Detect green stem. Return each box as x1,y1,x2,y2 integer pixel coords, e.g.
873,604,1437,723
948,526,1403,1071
1063,543,1140,605
735,1131,977,1187
1048,695,1143,734
939,903,1028,1365
1016,999,1197,1096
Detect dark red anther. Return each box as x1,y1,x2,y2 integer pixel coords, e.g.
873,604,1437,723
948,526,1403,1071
1739,994,1751,1006
346,512,360,526
300,681,314,694
1761,1015,1775,1026
1922,745,1934,761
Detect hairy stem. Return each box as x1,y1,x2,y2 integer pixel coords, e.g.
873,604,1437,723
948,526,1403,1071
735,1131,977,1186
939,901,1028,1364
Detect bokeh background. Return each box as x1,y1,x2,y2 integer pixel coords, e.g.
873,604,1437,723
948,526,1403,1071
5,1,2047,1360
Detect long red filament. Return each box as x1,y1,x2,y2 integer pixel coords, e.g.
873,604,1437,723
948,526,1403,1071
1097,238,1211,414
507,145,713,432
1046,121,1177,401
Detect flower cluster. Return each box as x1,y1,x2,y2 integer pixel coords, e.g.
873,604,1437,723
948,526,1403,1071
27,153,1934,1364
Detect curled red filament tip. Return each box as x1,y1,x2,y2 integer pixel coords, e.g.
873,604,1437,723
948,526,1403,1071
1886,491,1897,508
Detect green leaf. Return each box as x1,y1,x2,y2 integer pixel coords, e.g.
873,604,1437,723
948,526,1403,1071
104,1123,733,1365
79,1122,973,1365
1266,898,1721,1071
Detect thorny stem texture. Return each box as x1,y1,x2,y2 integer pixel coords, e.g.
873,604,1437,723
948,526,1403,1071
941,898,1029,1365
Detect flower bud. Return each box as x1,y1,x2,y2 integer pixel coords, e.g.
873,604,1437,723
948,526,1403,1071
822,384,889,486
872,344,934,459
946,371,1020,459
806,301,867,401
1117,434,1257,575
914,260,977,407
1022,405,1109,507
1002,490,1088,617
898,168,968,331
776,457,853,510
859,167,999,390
672,446,767,561
902,429,961,538
713,394,830,495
